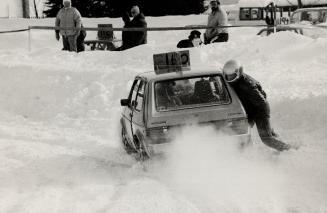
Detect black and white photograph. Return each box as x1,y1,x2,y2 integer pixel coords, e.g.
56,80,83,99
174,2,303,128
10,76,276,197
0,0,327,212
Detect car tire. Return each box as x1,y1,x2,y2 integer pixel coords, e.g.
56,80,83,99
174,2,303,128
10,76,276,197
134,136,151,160
121,128,136,154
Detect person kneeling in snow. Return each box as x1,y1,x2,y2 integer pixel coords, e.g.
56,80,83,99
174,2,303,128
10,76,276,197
177,30,203,48
222,60,291,151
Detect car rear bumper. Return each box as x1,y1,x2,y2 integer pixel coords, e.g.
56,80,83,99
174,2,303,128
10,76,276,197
147,133,251,155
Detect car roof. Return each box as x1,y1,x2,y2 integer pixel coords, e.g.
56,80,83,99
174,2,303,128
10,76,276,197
257,26,302,35
136,69,223,82
266,25,302,30
293,7,327,12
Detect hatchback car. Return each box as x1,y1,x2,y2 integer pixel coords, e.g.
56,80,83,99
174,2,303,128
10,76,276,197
120,68,251,159
290,7,327,25
257,26,304,36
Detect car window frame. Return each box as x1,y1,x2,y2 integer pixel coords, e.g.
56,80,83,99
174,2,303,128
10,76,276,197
153,74,232,112
134,80,146,112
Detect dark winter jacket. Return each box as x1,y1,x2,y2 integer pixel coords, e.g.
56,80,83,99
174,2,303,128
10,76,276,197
121,13,133,50
177,39,194,48
229,73,269,121
129,13,147,48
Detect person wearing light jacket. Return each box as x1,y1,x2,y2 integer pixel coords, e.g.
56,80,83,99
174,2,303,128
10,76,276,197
55,0,82,52
204,0,229,44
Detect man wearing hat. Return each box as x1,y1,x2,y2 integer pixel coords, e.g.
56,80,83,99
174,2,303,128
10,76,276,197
177,30,203,48
204,0,229,44
55,0,82,52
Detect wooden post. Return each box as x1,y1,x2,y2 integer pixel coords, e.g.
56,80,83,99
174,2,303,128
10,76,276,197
7,4,10,18
28,26,31,52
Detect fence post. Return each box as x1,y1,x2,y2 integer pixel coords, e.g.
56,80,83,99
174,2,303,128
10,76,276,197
28,26,31,52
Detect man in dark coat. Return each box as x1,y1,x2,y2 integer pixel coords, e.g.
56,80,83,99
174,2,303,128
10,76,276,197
115,12,132,51
128,6,147,48
177,30,203,48
222,60,291,151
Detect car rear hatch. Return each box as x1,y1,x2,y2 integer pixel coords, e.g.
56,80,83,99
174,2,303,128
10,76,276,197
146,103,249,144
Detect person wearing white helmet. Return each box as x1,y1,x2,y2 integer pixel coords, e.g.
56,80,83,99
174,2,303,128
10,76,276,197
55,0,82,52
222,59,291,151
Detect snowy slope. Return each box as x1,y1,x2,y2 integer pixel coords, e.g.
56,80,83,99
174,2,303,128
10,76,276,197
0,16,327,213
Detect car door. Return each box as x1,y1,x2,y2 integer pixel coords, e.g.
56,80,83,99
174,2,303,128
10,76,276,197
123,78,146,147
130,80,146,142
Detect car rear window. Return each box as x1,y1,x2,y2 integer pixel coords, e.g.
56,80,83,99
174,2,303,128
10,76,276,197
154,75,230,111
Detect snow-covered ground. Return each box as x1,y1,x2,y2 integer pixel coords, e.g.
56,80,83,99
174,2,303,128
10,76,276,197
0,16,327,213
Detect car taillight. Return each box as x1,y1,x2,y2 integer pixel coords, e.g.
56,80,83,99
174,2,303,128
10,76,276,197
146,126,170,144
146,126,168,136
227,118,249,134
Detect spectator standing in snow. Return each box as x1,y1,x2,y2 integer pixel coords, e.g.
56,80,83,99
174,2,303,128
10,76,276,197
177,30,203,48
222,60,291,151
116,12,132,51
204,0,229,44
128,6,147,48
55,0,82,52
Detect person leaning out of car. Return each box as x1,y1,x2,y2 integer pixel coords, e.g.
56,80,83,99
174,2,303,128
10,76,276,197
55,0,82,52
222,60,292,151
177,30,203,48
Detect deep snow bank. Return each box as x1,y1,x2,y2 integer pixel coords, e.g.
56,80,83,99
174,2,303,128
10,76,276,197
0,17,327,213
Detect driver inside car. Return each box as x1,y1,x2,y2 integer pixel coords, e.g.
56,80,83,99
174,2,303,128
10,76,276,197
156,81,182,109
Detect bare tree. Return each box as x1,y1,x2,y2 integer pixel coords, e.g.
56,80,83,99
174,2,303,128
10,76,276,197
297,0,303,8
22,0,30,18
33,0,39,18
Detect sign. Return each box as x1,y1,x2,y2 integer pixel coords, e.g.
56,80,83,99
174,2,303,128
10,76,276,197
97,24,114,41
153,50,191,74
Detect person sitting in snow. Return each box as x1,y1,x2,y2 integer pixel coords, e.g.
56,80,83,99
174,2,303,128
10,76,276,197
222,59,291,151
204,0,229,44
177,30,203,48
55,0,82,52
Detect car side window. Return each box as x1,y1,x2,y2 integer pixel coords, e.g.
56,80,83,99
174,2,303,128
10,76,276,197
135,81,145,112
130,80,141,109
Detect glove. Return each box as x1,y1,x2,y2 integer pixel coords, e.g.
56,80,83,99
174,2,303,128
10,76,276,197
248,119,255,128
55,31,60,41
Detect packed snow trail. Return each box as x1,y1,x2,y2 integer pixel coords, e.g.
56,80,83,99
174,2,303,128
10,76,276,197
0,17,326,213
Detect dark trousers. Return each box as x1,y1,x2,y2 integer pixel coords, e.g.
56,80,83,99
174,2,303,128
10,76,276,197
212,33,229,43
255,117,290,151
62,35,77,52
76,36,85,52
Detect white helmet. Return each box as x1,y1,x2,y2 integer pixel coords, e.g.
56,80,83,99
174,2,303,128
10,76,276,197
222,59,242,83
